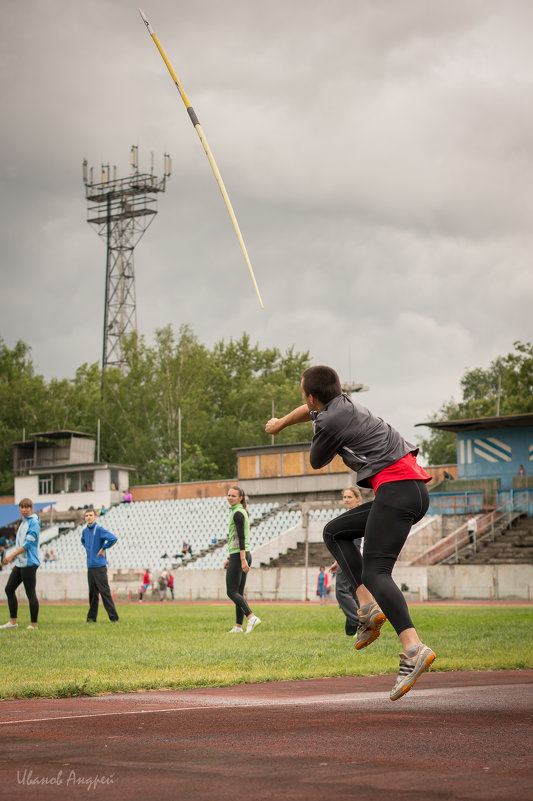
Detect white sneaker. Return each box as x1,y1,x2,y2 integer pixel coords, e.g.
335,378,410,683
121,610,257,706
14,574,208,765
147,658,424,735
0,622,18,629
227,626,244,634
27,625,38,630
245,615,261,634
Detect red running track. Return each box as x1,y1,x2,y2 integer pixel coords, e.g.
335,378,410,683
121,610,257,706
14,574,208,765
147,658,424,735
0,670,532,801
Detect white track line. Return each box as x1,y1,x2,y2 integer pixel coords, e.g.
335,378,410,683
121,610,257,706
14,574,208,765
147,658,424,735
1,683,523,727
0,705,225,726
0,693,385,726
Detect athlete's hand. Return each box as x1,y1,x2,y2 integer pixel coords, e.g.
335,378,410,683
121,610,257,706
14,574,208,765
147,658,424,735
265,418,283,435
241,560,250,574
329,561,338,575
223,559,229,570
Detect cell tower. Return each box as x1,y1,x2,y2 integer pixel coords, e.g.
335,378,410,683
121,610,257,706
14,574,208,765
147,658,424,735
82,146,171,372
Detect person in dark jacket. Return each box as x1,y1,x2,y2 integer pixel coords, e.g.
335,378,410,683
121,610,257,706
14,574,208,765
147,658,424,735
81,507,119,623
265,365,435,701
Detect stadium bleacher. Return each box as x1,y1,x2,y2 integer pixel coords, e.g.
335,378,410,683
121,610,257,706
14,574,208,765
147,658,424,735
36,498,341,573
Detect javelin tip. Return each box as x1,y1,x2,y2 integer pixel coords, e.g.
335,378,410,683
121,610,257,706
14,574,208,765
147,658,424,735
139,8,152,33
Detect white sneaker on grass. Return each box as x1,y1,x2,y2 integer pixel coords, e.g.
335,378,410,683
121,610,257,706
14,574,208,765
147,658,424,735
0,622,18,629
227,626,243,634
245,615,261,634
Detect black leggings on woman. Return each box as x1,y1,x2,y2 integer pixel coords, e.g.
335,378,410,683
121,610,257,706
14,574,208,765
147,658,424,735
323,480,429,635
5,565,39,623
226,552,252,625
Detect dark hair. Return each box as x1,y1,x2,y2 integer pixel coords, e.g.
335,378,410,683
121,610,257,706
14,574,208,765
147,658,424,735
230,485,248,514
301,366,342,404
16,498,34,533
85,506,95,513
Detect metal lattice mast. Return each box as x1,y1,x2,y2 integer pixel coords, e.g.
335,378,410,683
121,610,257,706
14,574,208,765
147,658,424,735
82,146,171,372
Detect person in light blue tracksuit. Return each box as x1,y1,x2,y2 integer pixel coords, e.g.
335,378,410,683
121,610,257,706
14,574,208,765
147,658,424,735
0,498,41,630
81,507,119,623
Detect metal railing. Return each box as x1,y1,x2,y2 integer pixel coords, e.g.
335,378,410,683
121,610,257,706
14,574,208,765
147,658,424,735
410,492,528,566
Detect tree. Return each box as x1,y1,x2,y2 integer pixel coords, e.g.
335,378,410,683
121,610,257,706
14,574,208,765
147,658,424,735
418,341,533,465
0,339,49,494
0,326,311,493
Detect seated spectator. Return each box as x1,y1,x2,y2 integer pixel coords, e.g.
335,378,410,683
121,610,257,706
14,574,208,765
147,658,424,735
49,549,57,562
181,541,192,557
99,505,107,516
122,492,133,503
43,550,51,563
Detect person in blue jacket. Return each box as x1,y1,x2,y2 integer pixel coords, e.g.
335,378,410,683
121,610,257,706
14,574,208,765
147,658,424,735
0,498,41,630
81,506,119,623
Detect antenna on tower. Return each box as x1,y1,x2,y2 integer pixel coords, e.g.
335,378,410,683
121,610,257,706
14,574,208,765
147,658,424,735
82,146,171,391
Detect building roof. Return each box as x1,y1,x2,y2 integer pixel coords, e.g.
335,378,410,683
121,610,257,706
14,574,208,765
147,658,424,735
25,462,136,474
12,430,94,445
415,413,533,433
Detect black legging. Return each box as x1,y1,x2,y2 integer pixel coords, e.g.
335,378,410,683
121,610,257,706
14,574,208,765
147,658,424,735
226,552,252,625
5,565,39,623
323,480,429,635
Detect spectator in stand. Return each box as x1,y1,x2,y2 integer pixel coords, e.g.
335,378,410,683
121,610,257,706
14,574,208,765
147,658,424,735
139,568,151,602
43,550,51,563
467,516,478,545
122,492,133,503
49,549,57,562
99,505,107,517
0,498,41,630
316,566,329,605
181,541,192,557
167,571,174,600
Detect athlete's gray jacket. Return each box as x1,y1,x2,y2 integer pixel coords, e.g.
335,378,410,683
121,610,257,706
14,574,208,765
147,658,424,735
309,394,417,488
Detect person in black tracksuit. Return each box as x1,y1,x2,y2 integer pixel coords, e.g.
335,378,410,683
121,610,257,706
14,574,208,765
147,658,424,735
265,365,436,701
329,487,363,636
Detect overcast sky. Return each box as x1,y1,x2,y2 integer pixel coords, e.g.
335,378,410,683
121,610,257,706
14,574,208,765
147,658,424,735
1,0,532,451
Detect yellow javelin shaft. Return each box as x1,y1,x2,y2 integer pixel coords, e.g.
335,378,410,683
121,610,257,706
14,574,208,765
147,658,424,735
139,8,264,309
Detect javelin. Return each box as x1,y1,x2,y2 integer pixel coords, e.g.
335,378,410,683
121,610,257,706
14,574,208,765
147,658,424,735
139,8,264,309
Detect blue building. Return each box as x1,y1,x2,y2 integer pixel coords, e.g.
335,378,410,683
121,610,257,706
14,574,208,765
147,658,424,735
417,413,533,516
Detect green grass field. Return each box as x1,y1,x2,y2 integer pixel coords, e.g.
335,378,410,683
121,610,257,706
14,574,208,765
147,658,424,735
0,603,532,699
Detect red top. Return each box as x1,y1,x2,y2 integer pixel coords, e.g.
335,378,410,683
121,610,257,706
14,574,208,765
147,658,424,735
370,452,431,493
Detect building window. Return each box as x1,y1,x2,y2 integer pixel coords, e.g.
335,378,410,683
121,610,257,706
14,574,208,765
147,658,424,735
81,471,94,492
39,475,53,495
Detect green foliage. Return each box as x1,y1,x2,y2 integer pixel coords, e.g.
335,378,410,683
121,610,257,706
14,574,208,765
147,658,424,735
419,341,533,465
0,326,310,492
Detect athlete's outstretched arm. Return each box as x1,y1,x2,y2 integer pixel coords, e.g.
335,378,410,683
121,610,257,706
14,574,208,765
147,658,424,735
265,404,310,435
